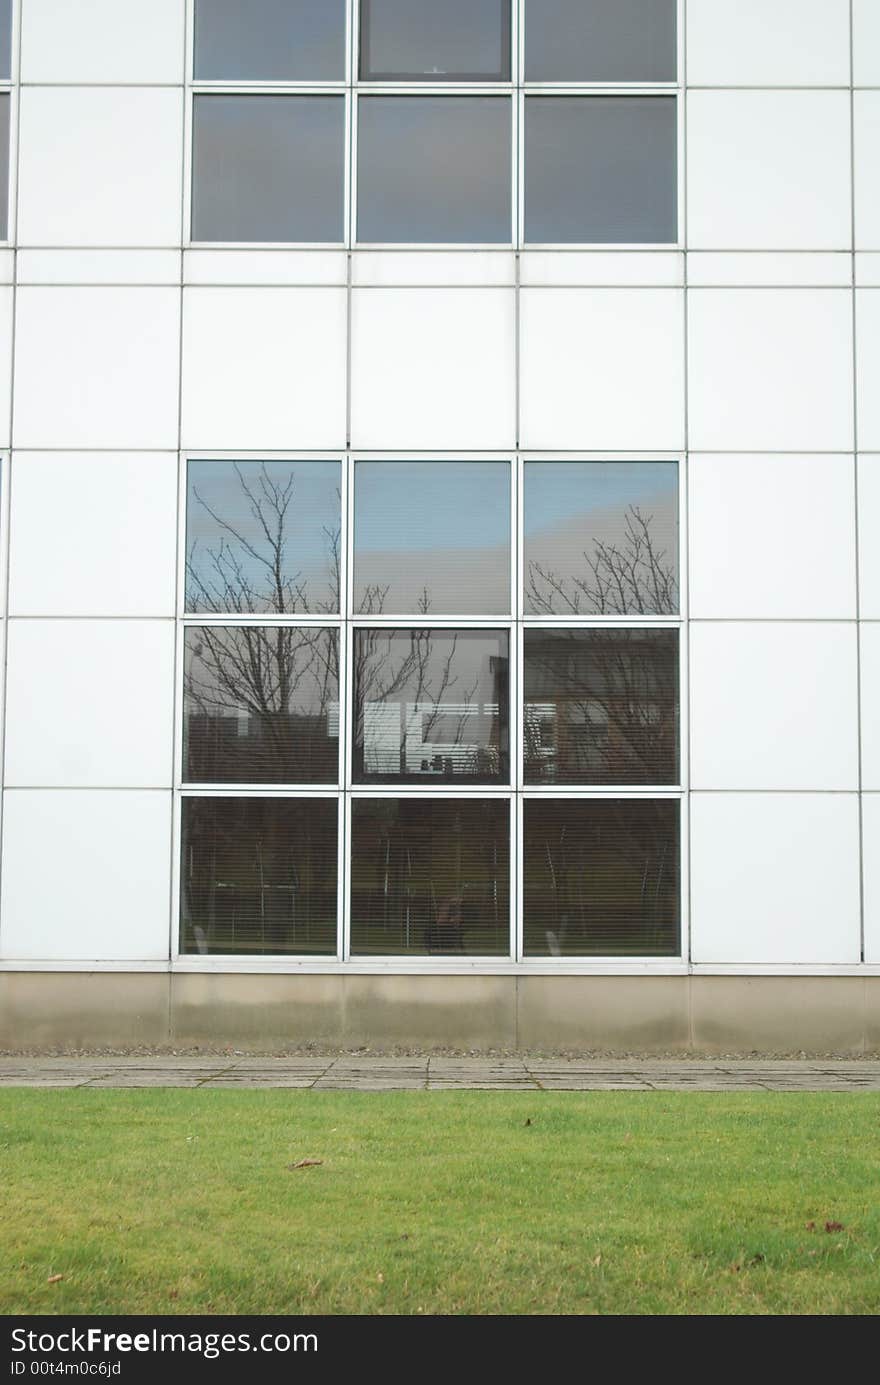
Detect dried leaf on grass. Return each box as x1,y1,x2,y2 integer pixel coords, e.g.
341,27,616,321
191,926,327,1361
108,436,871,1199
288,1158,324,1170
47,1274,63,1284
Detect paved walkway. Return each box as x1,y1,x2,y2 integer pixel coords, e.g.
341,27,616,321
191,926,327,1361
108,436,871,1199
1,1056,880,1091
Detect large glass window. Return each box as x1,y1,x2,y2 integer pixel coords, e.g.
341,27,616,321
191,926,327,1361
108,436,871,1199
180,456,682,961
524,96,678,244
181,797,338,956
353,629,509,784
356,96,511,244
524,462,679,615
350,798,510,955
0,0,10,81
523,799,680,957
354,461,510,615
191,95,345,243
359,0,511,82
189,2,678,245
194,0,346,81
524,0,677,83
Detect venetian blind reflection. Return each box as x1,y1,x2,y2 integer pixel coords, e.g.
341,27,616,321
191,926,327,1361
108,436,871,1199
524,461,679,615
353,629,509,784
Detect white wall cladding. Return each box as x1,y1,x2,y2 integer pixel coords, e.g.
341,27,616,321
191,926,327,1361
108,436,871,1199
0,0,875,977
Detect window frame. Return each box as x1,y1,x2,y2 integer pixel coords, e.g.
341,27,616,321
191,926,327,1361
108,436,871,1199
173,450,687,969
0,0,19,246
183,0,685,252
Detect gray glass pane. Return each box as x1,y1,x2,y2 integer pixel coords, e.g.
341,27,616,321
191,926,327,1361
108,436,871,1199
524,629,679,786
192,95,344,243
357,96,511,244
186,460,340,615
360,0,510,80
351,799,509,956
0,0,10,80
183,626,339,784
355,462,510,615
353,629,509,784
194,0,345,80
181,797,337,956
524,96,677,244
524,462,679,615
525,0,676,82
523,799,679,957
0,95,8,242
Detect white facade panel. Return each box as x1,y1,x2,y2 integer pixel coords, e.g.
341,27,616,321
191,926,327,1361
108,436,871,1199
8,453,178,618
688,454,857,620
690,793,861,965
858,456,880,618
4,620,175,788
12,288,181,450
350,288,516,451
860,624,880,791
17,88,184,249
853,0,880,86
857,292,880,450
0,790,172,962
519,288,684,451
686,92,851,252
690,622,859,791
687,290,855,453
685,0,851,86
855,95,880,251
20,0,186,84
864,794,880,963
181,287,347,451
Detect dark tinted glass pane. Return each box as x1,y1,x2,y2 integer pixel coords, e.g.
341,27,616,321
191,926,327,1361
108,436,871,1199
360,0,510,80
523,799,679,957
186,460,340,614
181,797,337,955
525,0,676,82
351,798,509,956
0,0,10,80
183,627,339,784
524,96,677,244
192,95,344,243
524,629,679,785
524,462,678,615
355,462,510,615
194,0,345,80
0,94,8,241
353,629,509,783
357,97,511,244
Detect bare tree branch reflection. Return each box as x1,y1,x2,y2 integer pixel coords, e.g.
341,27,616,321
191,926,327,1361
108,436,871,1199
527,505,678,615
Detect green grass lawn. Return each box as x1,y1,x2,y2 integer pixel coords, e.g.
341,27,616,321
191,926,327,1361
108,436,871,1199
1,1089,879,1315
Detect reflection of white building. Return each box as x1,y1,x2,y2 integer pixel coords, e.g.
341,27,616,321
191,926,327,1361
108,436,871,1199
0,1,878,1055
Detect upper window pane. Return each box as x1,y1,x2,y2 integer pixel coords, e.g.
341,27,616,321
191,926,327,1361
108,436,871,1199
524,0,677,83
183,626,339,784
524,462,679,615
186,460,340,615
359,0,511,81
181,796,337,956
192,95,345,243
523,798,680,957
194,0,346,81
354,462,510,615
0,0,10,80
350,798,510,957
524,629,679,786
524,96,678,244
357,96,511,244
353,629,509,784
